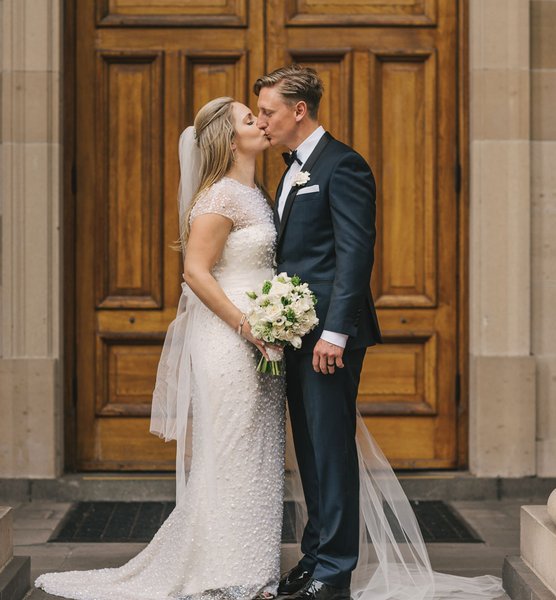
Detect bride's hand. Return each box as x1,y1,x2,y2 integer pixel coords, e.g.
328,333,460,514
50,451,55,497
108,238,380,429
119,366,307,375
241,322,272,361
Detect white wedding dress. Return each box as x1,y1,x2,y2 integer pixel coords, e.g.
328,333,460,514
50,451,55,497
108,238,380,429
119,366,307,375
36,177,286,600
37,175,506,600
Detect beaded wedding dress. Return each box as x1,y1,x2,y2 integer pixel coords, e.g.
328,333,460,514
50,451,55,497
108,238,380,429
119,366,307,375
36,177,286,600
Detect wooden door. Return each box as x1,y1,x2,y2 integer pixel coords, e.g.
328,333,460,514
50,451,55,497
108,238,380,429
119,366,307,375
74,0,264,469
265,0,460,468
73,0,463,470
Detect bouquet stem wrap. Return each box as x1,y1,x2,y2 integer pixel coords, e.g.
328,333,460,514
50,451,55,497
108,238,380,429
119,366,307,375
257,346,285,375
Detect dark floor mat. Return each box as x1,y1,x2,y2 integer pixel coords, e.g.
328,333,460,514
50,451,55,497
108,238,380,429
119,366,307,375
408,500,483,543
49,500,482,544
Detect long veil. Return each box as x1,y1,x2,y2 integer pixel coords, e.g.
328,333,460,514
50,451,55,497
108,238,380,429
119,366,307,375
150,126,200,506
286,413,505,600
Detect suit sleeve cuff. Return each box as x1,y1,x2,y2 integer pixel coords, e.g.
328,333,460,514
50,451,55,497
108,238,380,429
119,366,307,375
321,330,349,348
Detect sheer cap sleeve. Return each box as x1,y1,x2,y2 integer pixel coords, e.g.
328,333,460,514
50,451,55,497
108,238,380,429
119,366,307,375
190,181,242,227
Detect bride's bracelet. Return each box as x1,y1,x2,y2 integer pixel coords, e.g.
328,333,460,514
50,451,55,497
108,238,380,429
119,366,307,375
237,313,247,336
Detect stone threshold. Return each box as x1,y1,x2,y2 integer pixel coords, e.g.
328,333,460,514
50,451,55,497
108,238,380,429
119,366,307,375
0,472,555,503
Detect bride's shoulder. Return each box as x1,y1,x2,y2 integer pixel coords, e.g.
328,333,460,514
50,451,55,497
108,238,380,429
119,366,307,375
190,177,243,225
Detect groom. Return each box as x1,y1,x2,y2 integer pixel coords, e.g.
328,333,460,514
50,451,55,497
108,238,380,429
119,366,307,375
254,66,382,600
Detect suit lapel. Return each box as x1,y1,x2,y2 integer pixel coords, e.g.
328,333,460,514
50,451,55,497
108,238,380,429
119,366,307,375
277,132,332,246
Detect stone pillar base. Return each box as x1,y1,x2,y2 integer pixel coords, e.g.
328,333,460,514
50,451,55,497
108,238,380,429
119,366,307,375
520,506,556,594
503,556,556,600
0,358,62,478
470,355,536,476
0,507,30,600
0,507,13,570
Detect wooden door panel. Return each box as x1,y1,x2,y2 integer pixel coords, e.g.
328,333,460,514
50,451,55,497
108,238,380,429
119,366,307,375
80,418,175,470
361,416,438,463
96,339,162,416
358,336,437,415
183,52,248,117
96,51,164,309
285,0,438,26
97,0,247,27
372,50,437,307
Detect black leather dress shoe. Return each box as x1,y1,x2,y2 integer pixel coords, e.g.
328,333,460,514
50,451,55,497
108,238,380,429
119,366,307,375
277,564,312,596
288,579,350,600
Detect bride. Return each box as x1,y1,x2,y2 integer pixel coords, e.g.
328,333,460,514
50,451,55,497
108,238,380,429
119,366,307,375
38,97,285,600
36,96,505,600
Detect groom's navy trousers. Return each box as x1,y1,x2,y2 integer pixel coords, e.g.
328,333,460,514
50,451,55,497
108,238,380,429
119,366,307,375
286,347,366,587
275,132,381,587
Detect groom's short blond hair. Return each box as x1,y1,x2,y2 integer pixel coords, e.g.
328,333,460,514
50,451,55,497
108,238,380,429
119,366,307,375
253,65,323,120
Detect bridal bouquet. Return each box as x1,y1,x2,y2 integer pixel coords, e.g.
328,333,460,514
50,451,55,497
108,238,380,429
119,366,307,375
246,273,319,375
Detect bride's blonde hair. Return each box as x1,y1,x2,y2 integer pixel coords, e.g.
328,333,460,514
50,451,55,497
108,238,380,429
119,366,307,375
180,96,236,245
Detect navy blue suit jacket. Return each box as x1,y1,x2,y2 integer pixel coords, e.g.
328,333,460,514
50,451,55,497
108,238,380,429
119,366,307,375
275,131,382,354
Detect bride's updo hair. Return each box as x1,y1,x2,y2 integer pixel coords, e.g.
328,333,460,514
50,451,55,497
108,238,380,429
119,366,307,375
182,96,235,242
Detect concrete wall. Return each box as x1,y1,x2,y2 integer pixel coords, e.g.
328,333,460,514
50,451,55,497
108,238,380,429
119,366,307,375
0,0,552,478
0,0,63,477
531,0,556,477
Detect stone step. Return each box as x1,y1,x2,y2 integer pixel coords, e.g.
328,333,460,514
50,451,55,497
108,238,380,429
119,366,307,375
2,473,556,503
0,507,13,570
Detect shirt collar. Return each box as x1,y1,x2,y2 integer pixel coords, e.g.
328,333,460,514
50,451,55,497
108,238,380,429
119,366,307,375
294,125,326,165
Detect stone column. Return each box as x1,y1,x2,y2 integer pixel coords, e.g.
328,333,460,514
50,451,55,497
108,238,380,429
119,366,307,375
0,0,63,477
468,0,536,476
531,0,556,477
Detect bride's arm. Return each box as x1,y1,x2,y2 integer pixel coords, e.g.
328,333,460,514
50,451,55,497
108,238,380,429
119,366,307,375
183,213,269,358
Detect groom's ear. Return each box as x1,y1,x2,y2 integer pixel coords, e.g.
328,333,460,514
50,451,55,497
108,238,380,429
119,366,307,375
294,101,308,122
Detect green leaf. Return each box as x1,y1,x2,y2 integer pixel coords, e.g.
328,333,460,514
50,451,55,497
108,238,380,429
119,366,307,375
262,280,272,294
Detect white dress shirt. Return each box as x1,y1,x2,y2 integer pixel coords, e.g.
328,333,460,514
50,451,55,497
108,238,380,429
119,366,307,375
279,126,349,349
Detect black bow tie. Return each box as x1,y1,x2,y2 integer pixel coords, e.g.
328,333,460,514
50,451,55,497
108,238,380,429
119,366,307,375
282,150,302,168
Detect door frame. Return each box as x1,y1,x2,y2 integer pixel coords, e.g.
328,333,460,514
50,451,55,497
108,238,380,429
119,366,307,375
62,0,471,472
63,0,78,471
456,0,470,469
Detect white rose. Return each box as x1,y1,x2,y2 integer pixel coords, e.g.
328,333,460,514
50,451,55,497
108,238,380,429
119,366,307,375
291,335,302,348
270,280,293,297
292,171,311,187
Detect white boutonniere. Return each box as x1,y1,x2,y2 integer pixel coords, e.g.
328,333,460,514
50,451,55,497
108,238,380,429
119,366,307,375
292,171,311,187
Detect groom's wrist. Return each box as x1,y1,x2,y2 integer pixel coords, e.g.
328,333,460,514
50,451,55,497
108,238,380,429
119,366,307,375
321,330,348,348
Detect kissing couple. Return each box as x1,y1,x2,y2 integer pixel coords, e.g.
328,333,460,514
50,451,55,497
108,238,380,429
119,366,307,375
37,65,504,600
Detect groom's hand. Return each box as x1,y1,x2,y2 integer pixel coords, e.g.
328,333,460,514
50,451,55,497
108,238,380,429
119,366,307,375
313,339,345,375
